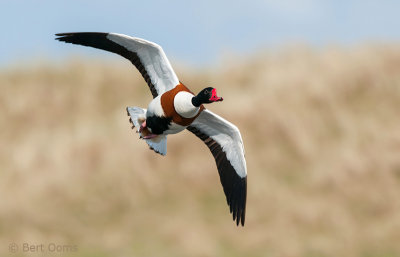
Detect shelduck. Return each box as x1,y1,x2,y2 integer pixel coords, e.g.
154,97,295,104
56,32,247,226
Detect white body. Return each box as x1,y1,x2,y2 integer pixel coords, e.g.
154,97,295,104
163,122,186,134
146,95,165,118
145,91,198,135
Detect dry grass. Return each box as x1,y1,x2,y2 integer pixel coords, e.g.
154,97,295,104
1,45,400,257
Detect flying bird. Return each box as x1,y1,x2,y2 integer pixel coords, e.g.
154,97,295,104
55,32,247,226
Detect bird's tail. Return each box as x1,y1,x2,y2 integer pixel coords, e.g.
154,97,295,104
126,107,167,156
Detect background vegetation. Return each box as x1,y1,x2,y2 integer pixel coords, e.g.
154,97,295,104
1,45,400,257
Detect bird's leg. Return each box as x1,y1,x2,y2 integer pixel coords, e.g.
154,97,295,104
138,120,158,139
139,120,147,132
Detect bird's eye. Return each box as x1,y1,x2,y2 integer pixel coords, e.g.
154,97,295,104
204,90,209,94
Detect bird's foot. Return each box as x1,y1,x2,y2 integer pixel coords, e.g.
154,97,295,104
139,120,147,132
138,120,158,139
140,134,158,139
142,134,158,139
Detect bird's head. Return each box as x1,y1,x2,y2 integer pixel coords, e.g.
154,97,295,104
192,87,223,107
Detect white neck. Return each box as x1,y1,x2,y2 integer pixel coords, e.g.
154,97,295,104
174,91,200,118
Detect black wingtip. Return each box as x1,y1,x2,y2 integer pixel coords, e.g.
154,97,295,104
55,32,89,37
55,32,82,42
186,125,247,227
235,211,245,226
55,32,74,42
54,32,109,43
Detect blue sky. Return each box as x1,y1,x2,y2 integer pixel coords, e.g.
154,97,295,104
2,0,400,66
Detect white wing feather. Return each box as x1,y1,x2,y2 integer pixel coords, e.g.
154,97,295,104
190,110,247,178
107,33,179,95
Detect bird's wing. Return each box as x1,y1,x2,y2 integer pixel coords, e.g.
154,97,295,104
187,109,247,226
55,32,180,98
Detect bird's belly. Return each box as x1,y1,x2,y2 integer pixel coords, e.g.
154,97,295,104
164,122,186,134
146,115,186,135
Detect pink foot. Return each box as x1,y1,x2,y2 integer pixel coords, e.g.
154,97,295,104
139,120,147,132
143,134,158,139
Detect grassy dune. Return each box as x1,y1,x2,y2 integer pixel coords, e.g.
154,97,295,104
1,45,400,257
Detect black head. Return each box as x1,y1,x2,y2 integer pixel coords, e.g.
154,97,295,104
192,87,223,107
